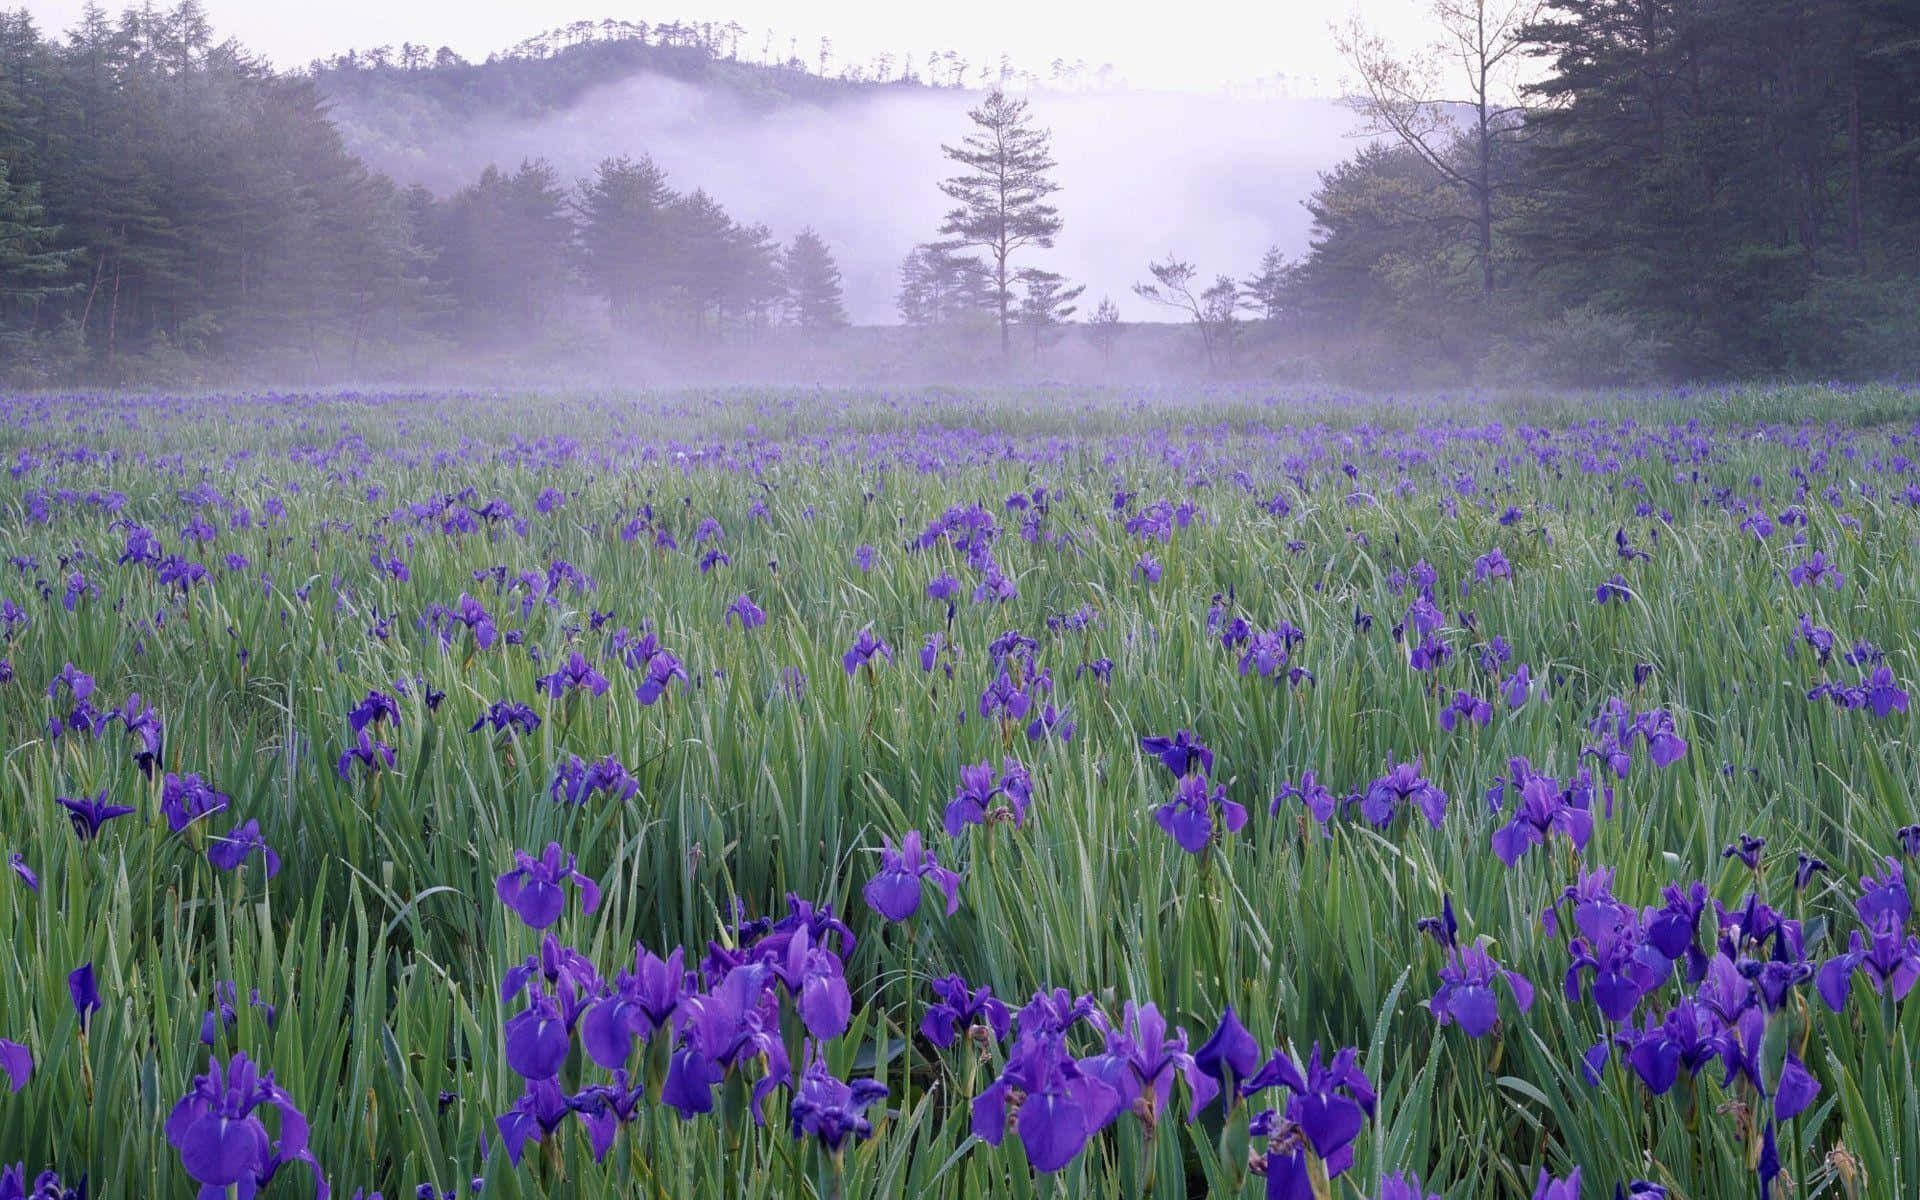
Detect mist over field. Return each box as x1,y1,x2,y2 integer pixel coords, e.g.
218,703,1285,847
329,75,1362,323
1,5,1916,390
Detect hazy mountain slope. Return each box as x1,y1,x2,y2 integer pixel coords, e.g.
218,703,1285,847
315,45,1363,324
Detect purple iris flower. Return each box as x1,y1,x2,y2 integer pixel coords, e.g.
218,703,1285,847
1193,1005,1262,1104
1646,882,1711,983
662,963,790,1122
1618,1000,1727,1095
537,651,609,699
725,594,767,630
1272,771,1337,824
336,728,396,780
1360,760,1448,829
1863,667,1910,718
1854,857,1911,930
1379,1172,1443,1200
1240,624,1305,678
47,662,93,704
1439,690,1492,733
1722,834,1766,871
1080,1001,1217,1124
922,975,1011,1049
1244,1043,1376,1190
971,1031,1122,1173
1430,939,1534,1038
468,700,540,737
445,593,498,649
1504,663,1533,708
1026,700,1076,744
1491,776,1594,867
1529,1168,1581,1200
493,1079,573,1165
199,981,277,1047
1595,575,1631,604
581,944,688,1070
571,1071,647,1164
919,632,946,674
94,693,164,775
1472,548,1512,585
207,820,281,879
549,754,638,805
862,831,960,922
771,924,852,1040
0,1039,30,1093
1817,922,1920,1012
1787,550,1842,589
943,759,1033,835
160,773,231,834
68,964,99,1031
496,843,602,931
1416,897,1459,950
9,852,38,892
503,991,571,1081
1140,730,1213,778
843,628,893,676
789,1046,888,1151
347,689,400,735
56,791,136,841
633,647,687,706
165,1053,325,1197
1154,774,1247,854
1793,853,1828,891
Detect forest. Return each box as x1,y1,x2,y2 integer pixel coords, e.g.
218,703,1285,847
0,1,1917,386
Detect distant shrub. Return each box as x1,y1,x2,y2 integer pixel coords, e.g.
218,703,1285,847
1486,304,1670,387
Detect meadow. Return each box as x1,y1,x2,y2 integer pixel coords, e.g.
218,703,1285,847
1,382,1917,1200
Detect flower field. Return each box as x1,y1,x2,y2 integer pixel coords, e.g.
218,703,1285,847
2,383,1917,1200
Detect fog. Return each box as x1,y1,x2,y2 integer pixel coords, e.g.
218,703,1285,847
330,75,1366,324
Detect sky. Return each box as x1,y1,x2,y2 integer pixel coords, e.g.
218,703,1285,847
20,0,1436,93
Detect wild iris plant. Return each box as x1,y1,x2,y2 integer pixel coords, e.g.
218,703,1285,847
12,390,1920,1198
862,832,960,922
165,1053,326,1198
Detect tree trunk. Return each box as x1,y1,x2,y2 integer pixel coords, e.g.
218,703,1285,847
1477,56,1494,296
1847,68,1863,260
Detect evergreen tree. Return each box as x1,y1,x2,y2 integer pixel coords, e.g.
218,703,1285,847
897,243,991,327
935,90,1062,355
428,160,572,343
1087,296,1122,364
783,227,847,333
1014,268,1082,354
1242,247,1296,325
576,155,675,332
0,158,78,321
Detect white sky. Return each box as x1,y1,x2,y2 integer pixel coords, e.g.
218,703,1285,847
19,0,1437,93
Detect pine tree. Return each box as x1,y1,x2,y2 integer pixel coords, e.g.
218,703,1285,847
1014,268,1082,354
935,90,1062,355
783,227,847,333
897,244,990,327
576,155,675,332
1243,247,1296,325
1087,296,1122,364
0,158,78,322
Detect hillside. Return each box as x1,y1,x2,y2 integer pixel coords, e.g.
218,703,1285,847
311,31,912,163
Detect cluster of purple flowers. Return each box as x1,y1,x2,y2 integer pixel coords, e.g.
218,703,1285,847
487,883,887,1167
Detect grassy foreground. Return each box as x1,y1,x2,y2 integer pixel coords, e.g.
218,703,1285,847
1,382,1916,1199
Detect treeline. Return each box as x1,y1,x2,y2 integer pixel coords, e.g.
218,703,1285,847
1282,0,1920,382
0,3,846,384
318,17,1119,93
